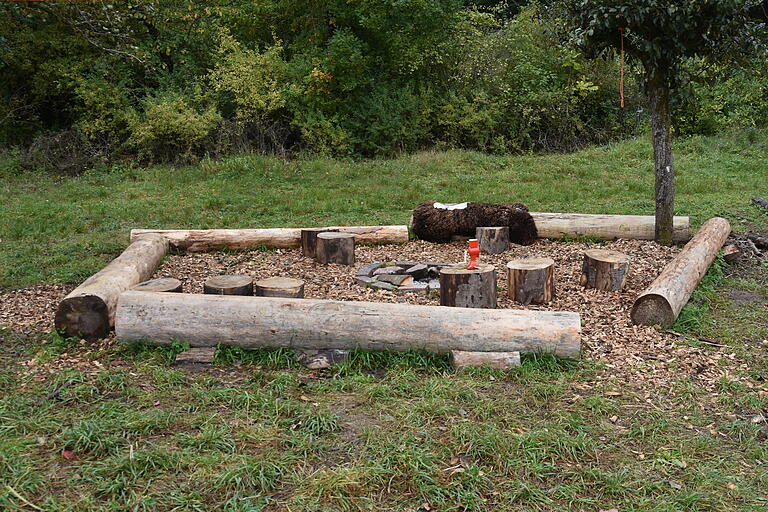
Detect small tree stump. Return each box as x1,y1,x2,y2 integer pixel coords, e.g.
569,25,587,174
254,277,305,298
451,350,521,370
580,249,630,291
506,258,555,305
316,232,355,265
203,275,254,296
476,227,509,254
131,278,183,293
439,264,497,308
301,228,339,258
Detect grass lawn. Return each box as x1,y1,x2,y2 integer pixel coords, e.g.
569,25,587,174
0,130,766,511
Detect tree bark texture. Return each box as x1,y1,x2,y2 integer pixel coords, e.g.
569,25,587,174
580,249,631,292
631,217,731,327
439,264,497,309
115,291,582,358
301,228,339,258
507,258,555,305
54,234,169,340
648,70,675,245
476,227,509,254
451,350,521,370
316,232,355,265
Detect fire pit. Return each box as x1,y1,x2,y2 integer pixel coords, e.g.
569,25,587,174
354,261,456,292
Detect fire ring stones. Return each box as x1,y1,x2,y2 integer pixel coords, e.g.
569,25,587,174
355,261,453,293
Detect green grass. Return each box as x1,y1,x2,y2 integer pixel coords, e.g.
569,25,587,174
2,128,768,288
1,129,767,510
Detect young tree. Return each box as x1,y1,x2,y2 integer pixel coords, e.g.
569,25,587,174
560,1,767,244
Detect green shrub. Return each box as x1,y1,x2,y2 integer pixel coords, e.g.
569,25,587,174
126,91,221,162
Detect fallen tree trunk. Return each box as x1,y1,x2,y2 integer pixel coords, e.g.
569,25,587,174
529,213,690,242
55,234,169,340
130,225,408,252
115,291,581,358
631,217,731,327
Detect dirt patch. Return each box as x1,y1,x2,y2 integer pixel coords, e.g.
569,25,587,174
728,289,764,304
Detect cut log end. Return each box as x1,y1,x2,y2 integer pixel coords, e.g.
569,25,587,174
254,277,305,298
131,278,183,293
301,228,339,258
54,295,110,341
581,249,630,291
203,275,254,296
451,350,521,370
630,293,675,327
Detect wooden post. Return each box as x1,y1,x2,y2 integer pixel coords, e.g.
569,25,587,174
476,227,509,254
301,228,338,258
631,217,731,327
254,277,305,298
132,278,183,293
451,350,521,370
439,264,497,308
115,291,582,358
54,234,169,341
316,232,355,265
506,258,555,305
581,249,630,291
203,275,254,296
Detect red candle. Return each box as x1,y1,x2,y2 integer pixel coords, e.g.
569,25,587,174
467,239,480,270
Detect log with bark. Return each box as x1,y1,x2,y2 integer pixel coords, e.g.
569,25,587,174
301,228,339,258
751,197,768,210
580,249,630,292
439,264,497,308
316,232,355,265
55,234,169,340
507,258,555,304
130,225,408,252
631,217,731,327
529,213,690,242
476,226,509,254
115,292,582,358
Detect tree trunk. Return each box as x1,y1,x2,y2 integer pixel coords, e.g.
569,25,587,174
476,227,509,254
528,213,690,242
54,234,169,340
631,217,731,327
115,291,582,358
506,258,555,304
254,277,305,298
580,249,630,292
451,350,521,370
316,232,355,265
648,70,675,245
203,275,254,296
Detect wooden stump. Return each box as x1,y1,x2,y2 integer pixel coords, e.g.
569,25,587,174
439,264,497,308
506,258,555,305
301,228,339,258
580,249,630,291
476,227,509,254
254,277,305,298
203,275,254,296
295,349,349,370
132,278,183,293
316,232,355,265
451,350,521,370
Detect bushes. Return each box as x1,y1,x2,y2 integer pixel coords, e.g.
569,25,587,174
126,92,221,163
1,1,765,167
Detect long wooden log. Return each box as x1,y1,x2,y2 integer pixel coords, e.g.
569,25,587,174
55,234,169,340
529,213,690,242
631,217,731,327
129,225,408,252
115,291,582,358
